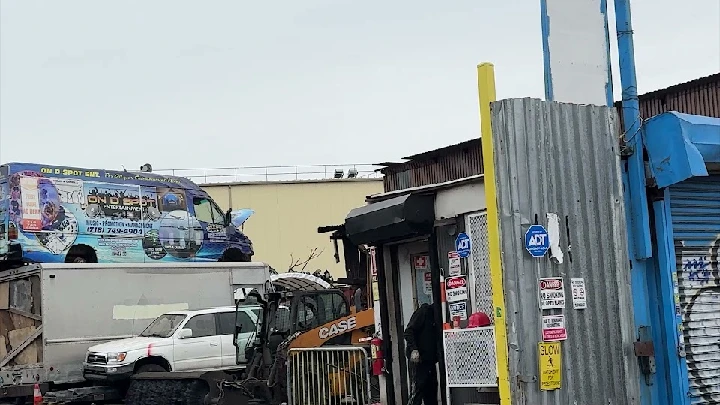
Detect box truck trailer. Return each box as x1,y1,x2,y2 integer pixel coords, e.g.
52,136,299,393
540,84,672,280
0,261,271,402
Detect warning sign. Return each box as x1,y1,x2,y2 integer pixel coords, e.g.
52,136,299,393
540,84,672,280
423,272,432,295
539,277,565,310
448,301,467,321
571,278,587,309
448,251,461,277
445,276,468,303
538,342,562,390
542,315,567,341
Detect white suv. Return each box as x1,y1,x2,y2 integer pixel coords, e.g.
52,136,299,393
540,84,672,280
83,305,261,382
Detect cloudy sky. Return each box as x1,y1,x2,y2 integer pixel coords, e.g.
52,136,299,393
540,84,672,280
1,0,718,174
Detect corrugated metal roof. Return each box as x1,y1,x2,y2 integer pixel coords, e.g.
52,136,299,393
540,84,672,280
490,98,641,404
615,72,720,127
636,73,720,100
378,73,719,193
365,174,483,202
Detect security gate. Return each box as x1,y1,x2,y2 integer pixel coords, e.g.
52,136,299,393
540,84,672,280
286,347,372,405
670,176,720,404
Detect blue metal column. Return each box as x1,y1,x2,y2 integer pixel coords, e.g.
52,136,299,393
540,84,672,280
653,191,690,404
614,0,652,259
614,1,674,404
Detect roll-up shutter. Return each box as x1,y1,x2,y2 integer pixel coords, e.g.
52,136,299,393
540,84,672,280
670,175,720,403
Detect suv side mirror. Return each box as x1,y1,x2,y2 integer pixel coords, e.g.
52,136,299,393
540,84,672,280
225,209,232,227
178,329,193,339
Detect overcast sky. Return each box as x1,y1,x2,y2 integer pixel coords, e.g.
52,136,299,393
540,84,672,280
1,0,718,173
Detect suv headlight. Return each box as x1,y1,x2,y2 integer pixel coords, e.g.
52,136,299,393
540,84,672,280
107,352,127,363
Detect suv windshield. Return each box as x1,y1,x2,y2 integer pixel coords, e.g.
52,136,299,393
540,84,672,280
140,314,187,338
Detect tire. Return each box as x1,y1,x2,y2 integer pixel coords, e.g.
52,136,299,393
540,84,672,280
136,363,166,373
125,378,208,405
71,256,87,263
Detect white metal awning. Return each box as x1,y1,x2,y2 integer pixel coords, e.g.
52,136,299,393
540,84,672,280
270,272,332,291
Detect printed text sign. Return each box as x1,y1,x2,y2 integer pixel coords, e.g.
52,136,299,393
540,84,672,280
539,277,565,310
542,315,567,341
571,278,587,309
539,342,562,390
445,276,468,303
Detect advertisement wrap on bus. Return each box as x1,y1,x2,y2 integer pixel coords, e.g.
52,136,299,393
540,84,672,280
0,163,253,263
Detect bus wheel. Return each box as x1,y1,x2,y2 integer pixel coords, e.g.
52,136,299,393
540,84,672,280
220,249,251,262
65,245,98,263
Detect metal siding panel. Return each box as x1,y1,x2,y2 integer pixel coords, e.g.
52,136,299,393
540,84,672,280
615,75,720,132
670,176,720,404
382,146,483,192
491,98,641,404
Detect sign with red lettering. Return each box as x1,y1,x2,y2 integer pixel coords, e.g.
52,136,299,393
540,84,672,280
19,177,42,232
445,276,468,303
539,277,565,310
542,315,567,341
448,251,461,276
423,272,432,295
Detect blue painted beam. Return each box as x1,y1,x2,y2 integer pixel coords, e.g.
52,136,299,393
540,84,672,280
614,0,652,260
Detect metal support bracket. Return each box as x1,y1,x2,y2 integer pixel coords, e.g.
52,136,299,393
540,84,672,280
634,326,656,385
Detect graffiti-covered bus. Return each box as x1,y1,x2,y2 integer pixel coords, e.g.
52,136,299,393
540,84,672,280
0,162,253,263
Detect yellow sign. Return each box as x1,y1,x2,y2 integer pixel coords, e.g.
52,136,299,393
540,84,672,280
538,342,562,390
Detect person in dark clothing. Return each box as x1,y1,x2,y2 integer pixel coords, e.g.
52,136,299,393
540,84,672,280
403,303,439,405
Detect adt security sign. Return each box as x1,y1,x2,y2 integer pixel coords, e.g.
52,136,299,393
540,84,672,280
525,225,550,258
455,232,472,258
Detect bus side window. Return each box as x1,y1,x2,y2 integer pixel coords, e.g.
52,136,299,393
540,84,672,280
193,198,214,224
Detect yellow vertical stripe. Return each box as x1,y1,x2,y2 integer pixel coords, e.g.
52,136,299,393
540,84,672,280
477,63,512,404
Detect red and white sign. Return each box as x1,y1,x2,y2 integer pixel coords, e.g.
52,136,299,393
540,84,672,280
19,177,42,232
414,255,429,270
542,315,568,341
539,277,565,310
445,276,468,303
423,272,432,295
448,251,461,276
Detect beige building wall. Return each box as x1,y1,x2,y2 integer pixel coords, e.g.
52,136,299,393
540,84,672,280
202,179,382,278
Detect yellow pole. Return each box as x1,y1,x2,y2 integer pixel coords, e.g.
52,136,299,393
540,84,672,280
477,63,512,404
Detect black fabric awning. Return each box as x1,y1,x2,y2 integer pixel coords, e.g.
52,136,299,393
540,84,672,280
344,193,434,246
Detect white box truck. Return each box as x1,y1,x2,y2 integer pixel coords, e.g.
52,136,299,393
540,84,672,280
0,261,271,402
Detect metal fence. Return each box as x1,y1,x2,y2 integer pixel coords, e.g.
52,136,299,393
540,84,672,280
490,98,641,404
287,347,372,405
442,326,497,387
154,164,381,184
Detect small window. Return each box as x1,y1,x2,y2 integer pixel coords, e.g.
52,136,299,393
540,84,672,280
275,307,291,334
193,198,214,224
318,292,350,323
210,202,226,225
296,297,320,330
183,314,217,338
216,312,235,335
235,311,255,334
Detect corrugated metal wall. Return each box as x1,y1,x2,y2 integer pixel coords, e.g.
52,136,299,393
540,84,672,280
615,73,720,130
381,143,483,192
490,98,641,404
669,176,720,404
